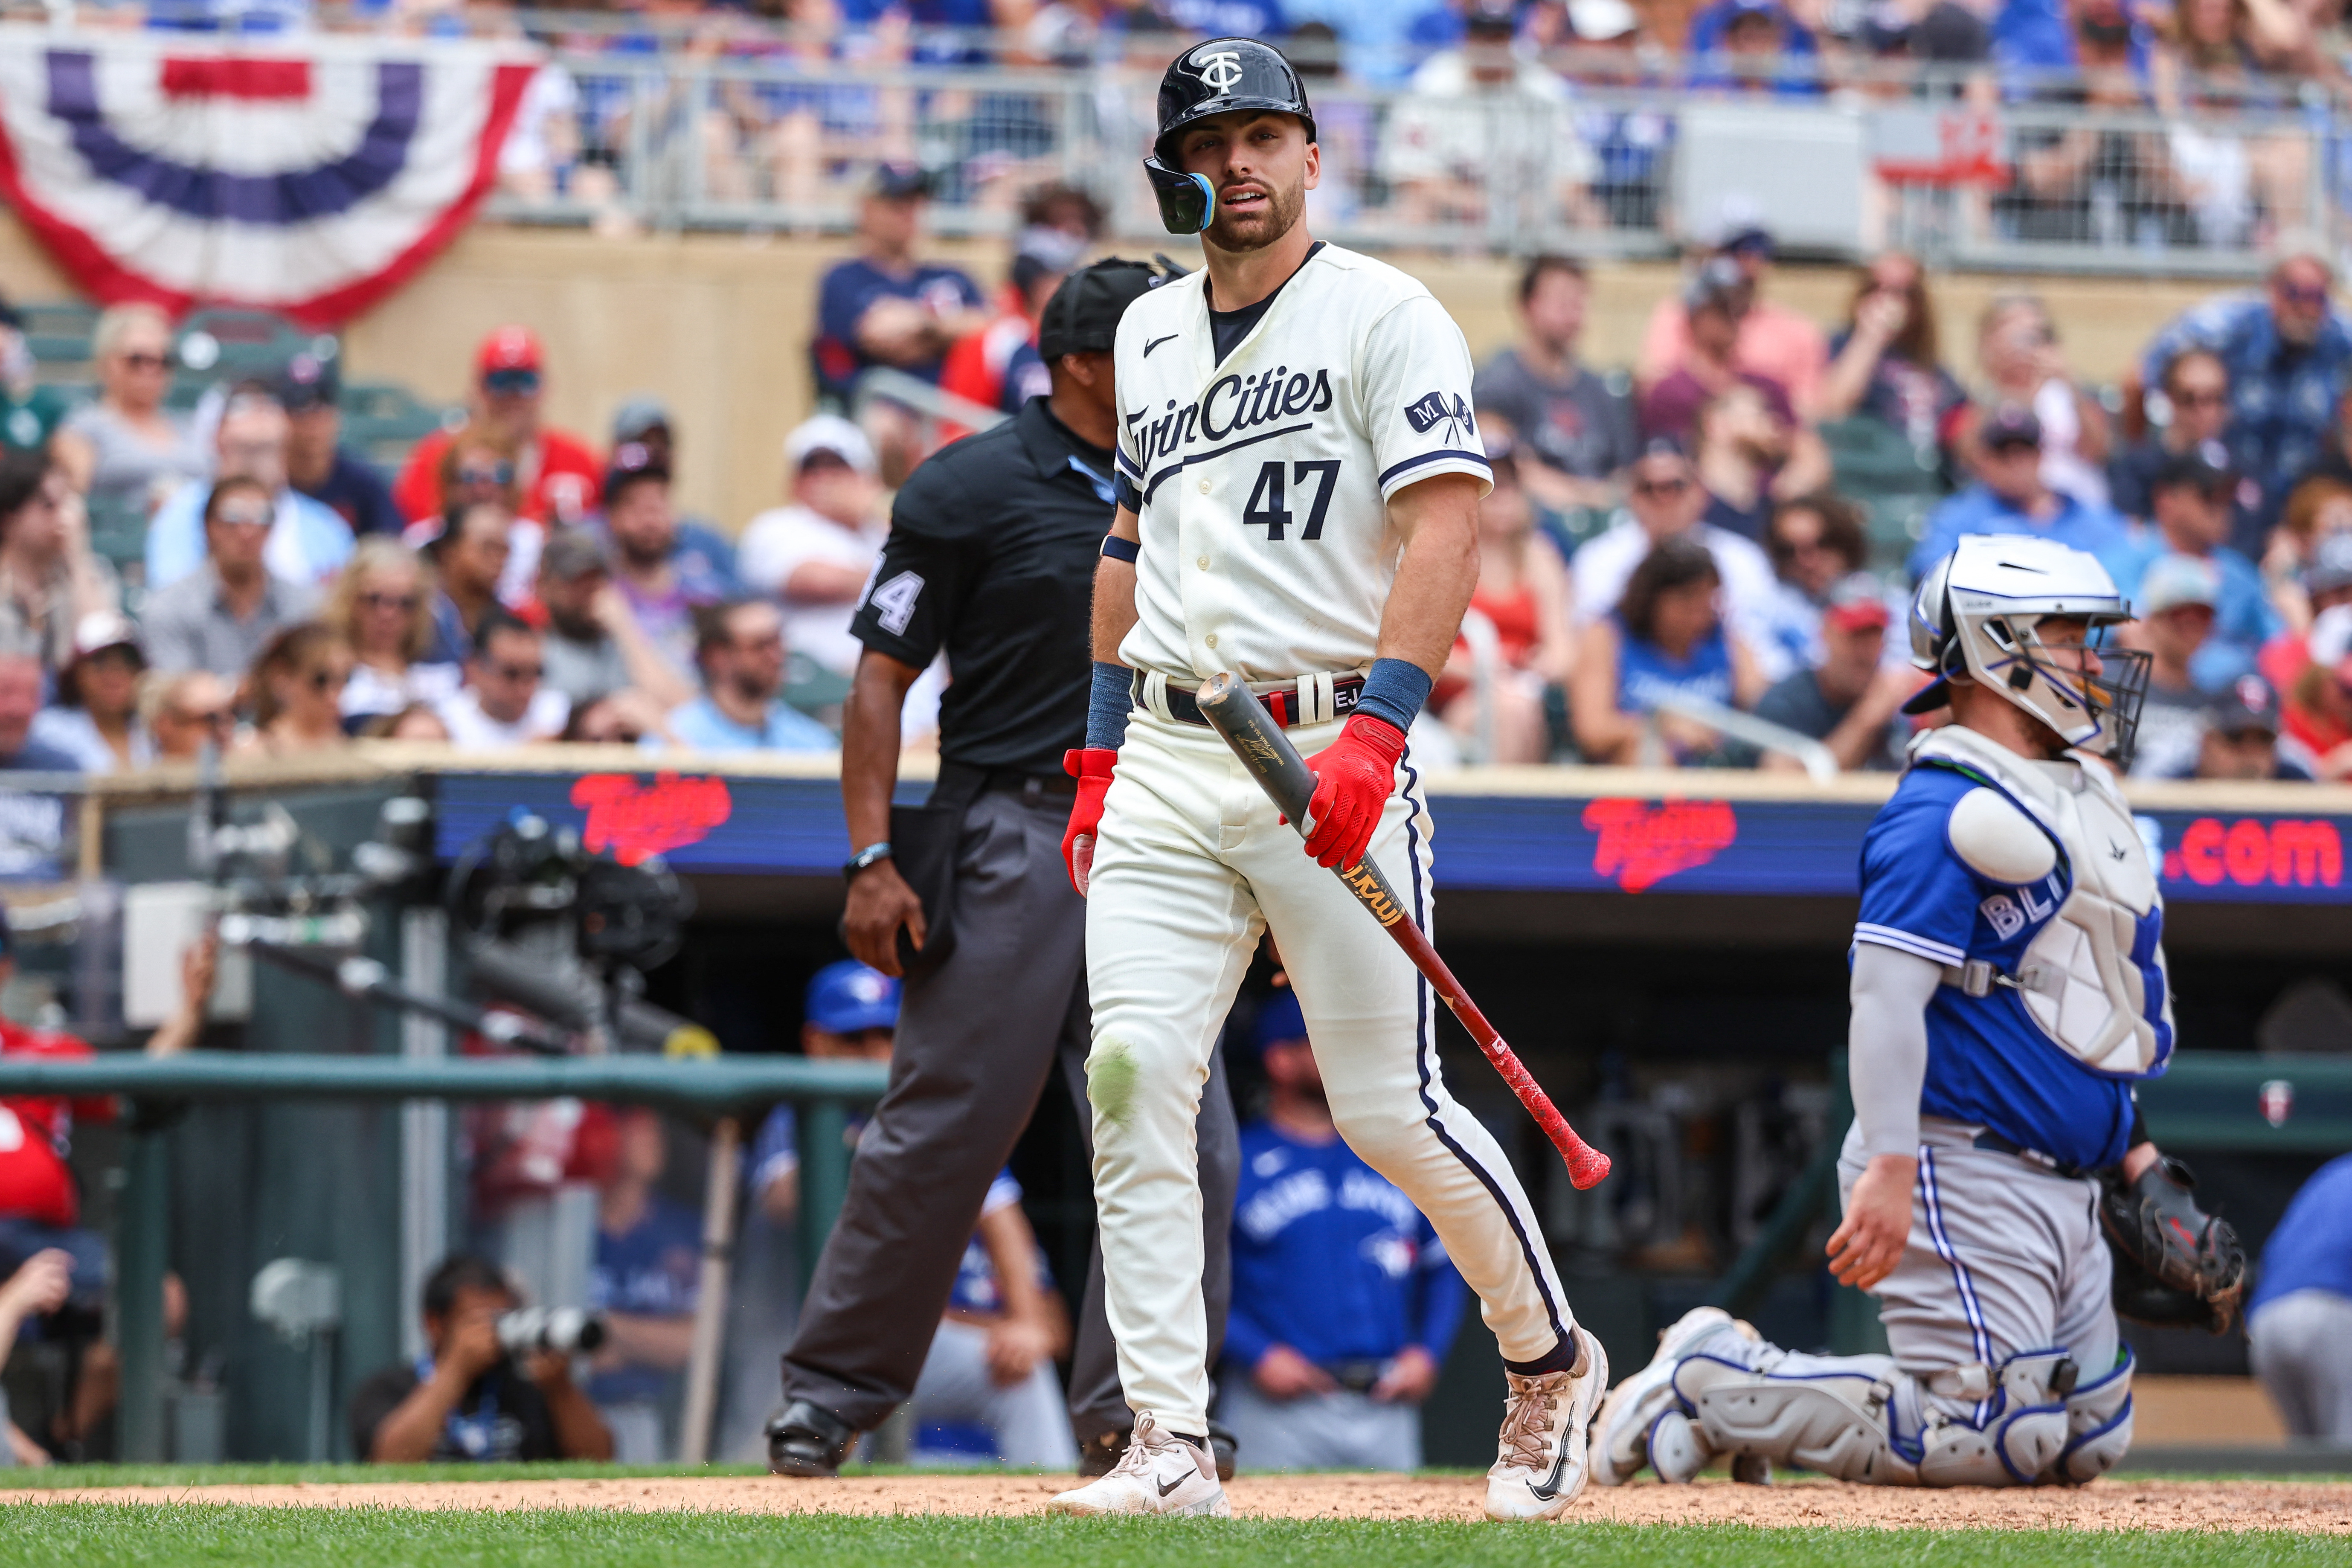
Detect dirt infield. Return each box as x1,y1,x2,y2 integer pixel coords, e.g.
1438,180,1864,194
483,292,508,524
4,1473,2347,1532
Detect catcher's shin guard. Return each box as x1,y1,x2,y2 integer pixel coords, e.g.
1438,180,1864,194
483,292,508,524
1673,1352,1919,1485
2058,1346,2134,1483
1914,1350,2076,1487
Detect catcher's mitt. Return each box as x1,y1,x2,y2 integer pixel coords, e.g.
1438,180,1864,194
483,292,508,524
2099,1155,2246,1336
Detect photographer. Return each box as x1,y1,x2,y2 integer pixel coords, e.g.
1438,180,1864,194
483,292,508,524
349,1254,612,1463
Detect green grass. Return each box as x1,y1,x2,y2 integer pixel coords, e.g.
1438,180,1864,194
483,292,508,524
0,1511,2343,1568
0,1461,775,1488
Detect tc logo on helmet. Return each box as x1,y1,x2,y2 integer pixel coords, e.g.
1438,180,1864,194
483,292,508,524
1194,49,1245,90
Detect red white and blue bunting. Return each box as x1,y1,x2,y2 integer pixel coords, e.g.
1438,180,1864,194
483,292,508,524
0,31,535,326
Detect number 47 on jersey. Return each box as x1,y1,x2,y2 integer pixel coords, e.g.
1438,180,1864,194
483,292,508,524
1243,460,1340,541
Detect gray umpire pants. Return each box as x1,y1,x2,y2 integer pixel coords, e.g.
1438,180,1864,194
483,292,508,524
2250,1289,2352,1440
781,784,1238,1443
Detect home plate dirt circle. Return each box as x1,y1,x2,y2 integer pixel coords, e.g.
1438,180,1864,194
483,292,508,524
3,1475,2347,1531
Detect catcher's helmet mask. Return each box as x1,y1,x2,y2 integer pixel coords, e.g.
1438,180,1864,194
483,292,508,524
1904,536,2152,769
1144,38,1317,236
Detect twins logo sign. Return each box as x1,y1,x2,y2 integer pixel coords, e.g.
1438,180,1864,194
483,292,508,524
1405,392,1475,447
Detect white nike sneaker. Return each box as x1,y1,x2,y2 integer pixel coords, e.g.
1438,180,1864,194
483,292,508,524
1588,1306,1755,1486
1045,1411,1230,1519
1485,1325,1609,1522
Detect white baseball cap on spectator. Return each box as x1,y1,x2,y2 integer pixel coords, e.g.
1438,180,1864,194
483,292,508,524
2310,602,2352,668
2139,553,2221,617
1569,0,1637,39
784,415,877,480
73,611,144,663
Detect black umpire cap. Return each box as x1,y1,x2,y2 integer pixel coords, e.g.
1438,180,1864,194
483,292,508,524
1038,258,1168,361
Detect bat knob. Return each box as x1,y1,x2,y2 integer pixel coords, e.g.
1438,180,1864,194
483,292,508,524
1565,1146,1611,1191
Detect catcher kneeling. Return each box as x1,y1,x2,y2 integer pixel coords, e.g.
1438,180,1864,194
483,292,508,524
1592,538,2245,1489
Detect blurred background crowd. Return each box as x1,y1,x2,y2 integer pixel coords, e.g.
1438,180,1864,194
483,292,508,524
0,171,2346,793
26,0,2352,256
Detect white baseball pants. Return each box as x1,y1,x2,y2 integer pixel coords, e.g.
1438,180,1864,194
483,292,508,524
1084,711,1575,1435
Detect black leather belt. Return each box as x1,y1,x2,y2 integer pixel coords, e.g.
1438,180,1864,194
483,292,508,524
985,772,1078,799
1972,1130,2094,1180
1322,1359,1387,1393
937,763,1079,800
1144,673,1365,729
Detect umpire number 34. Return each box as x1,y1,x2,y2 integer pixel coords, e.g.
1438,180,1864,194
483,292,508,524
1243,460,1339,541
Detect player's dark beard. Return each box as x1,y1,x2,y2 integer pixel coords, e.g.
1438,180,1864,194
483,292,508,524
1207,172,1306,255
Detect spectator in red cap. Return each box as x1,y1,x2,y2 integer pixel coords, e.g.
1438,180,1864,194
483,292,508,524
1752,574,1917,772
392,327,603,531
2283,602,2352,779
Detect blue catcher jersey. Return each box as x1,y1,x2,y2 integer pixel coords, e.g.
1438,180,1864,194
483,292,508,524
1853,762,2153,1170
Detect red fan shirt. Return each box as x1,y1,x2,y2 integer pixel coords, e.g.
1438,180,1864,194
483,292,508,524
0,1021,110,1228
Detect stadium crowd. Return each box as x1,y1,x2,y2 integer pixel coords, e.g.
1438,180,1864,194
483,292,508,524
0,166,2339,789
49,0,2352,252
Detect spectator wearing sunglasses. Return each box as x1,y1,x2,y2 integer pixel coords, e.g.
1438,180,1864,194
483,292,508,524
1568,438,1788,680
29,613,152,774
2138,237,2352,556
2109,348,2237,526
142,476,320,680
53,303,208,523
392,327,603,532
236,622,355,759
322,537,462,732
145,386,356,592
143,670,237,762
435,609,569,751
652,600,833,755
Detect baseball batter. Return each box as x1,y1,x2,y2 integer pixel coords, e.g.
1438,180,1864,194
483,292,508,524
1589,535,2245,1489
1046,40,1605,1522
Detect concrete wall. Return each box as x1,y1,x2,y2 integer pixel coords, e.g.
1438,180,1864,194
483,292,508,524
0,211,2235,536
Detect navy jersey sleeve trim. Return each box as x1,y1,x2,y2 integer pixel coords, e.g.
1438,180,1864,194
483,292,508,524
1377,448,1492,488
1852,923,1965,967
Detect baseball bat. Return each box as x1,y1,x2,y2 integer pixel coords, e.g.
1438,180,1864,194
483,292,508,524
1195,674,1610,1190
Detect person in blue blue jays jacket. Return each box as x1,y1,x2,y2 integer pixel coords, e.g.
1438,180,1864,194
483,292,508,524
1220,989,1468,1472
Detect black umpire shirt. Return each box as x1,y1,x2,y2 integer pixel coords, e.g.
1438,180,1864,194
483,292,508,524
851,398,1113,777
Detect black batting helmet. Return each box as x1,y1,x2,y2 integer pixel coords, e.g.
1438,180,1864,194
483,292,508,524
1153,38,1317,165
1143,38,1316,235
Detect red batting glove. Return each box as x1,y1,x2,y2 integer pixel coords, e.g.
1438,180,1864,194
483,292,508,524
1298,714,1407,870
1062,747,1118,896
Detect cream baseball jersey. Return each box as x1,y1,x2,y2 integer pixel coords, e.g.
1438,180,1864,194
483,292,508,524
1110,244,1493,683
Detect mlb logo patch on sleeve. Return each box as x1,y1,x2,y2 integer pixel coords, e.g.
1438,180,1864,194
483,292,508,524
1403,393,1475,440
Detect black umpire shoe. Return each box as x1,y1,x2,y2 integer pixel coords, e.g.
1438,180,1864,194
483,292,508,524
1074,1427,1127,1478
767,1399,857,1477
1208,1420,1239,1484
1076,1421,1239,1482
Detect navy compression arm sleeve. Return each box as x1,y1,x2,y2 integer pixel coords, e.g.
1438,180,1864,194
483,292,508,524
1354,657,1434,733
1086,661,1132,751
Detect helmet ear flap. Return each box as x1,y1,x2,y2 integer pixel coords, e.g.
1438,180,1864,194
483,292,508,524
1143,156,1215,235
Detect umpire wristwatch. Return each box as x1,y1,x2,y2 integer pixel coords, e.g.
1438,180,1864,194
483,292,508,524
842,841,893,882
